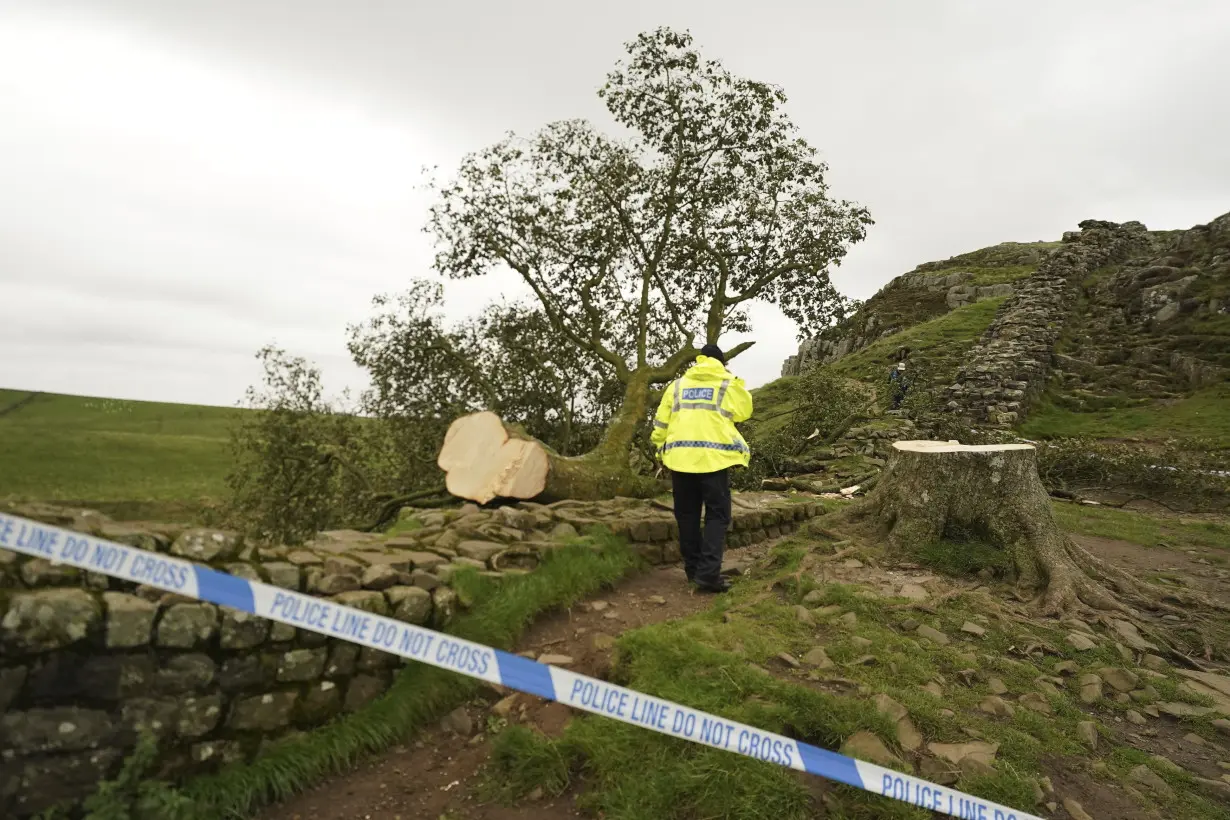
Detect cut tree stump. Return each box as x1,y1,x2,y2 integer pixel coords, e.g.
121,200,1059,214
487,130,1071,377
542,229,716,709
854,439,1211,618
436,411,660,505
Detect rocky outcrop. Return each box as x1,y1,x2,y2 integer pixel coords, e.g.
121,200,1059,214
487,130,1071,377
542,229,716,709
0,494,823,817
943,220,1154,426
782,271,963,375
946,282,1014,310
1048,212,1230,408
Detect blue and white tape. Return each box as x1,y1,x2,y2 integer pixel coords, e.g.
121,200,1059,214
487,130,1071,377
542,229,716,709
0,513,1042,820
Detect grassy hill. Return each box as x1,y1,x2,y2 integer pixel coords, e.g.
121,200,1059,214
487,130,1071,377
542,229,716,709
827,297,1006,387
1020,384,1230,448
0,388,244,520
761,217,1230,455
746,299,1005,448
781,240,1059,378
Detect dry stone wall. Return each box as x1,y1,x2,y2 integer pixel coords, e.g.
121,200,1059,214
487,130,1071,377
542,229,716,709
943,220,1153,426
0,494,822,817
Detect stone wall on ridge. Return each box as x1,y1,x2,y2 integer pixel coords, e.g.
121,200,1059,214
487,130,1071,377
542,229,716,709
943,220,1153,426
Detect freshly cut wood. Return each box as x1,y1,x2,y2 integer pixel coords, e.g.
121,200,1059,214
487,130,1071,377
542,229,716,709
438,413,549,503
853,439,1215,618
437,411,660,504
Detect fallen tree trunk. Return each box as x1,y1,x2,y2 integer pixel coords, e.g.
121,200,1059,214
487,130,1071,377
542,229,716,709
762,472,879,495
777,454,836,475
761,477,823,493
852,440,1216,618
437,411,663,504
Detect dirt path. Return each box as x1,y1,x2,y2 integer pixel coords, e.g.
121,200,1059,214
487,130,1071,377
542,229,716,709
258,560,732,820
1072,533,1230,607
255,527,1230,820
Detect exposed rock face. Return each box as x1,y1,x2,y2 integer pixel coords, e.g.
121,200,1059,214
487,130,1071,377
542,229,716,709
943,220,1154,426
0,493,823,817
946,281,1015,310
1045,211,1229,410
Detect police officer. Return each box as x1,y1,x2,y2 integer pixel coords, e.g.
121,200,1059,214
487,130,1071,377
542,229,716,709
650,344,753,593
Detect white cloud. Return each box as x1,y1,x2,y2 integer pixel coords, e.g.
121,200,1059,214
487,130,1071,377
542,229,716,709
1,0,1227,408
0,7,520,404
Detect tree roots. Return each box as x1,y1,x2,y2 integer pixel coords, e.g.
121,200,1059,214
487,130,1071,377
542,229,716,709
1034,534,1225,620
855,440,1226,626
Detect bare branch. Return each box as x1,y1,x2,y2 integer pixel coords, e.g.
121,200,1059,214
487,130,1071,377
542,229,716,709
725,341,756,361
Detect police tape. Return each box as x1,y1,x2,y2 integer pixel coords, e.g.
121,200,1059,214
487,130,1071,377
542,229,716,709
0,512,1043,820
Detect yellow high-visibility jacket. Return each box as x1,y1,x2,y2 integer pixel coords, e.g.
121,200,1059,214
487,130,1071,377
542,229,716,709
651,355,754,473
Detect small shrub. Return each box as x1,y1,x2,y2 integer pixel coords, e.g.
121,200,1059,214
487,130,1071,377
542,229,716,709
224,346,393,544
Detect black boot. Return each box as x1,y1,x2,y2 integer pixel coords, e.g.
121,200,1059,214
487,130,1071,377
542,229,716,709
695,577,731,594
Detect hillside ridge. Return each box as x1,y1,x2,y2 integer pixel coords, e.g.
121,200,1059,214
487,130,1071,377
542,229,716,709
780,239,1061,377
778,212,1228,436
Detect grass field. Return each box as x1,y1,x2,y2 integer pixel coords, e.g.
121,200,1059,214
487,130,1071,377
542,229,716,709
1051,500,1230,551
1020,383,1230,447
0,388,244,517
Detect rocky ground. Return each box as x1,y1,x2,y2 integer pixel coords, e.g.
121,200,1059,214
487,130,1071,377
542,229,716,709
249,499,1230,820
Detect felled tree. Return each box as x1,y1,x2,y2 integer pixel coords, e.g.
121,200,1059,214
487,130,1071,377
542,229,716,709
427,27,873,502
470,299,625,456
854,440,1217,619
228,282,627,540
347,280,621,457
345,281,639,511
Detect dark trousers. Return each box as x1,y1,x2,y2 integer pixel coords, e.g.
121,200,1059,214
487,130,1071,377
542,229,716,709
671,468,731,585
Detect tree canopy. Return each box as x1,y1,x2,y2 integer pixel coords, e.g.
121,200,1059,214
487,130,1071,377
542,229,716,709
226,27,877,535
226,283,635,542
346,279,624,455
427,26,873,391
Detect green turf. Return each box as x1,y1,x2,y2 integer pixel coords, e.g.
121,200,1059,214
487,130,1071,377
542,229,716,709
1019,384,1230,447
0,388,243,510
1052,500,1230,551
478,530,1229,820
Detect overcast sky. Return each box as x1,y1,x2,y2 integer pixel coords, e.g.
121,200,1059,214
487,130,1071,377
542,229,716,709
1,0,1227,407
